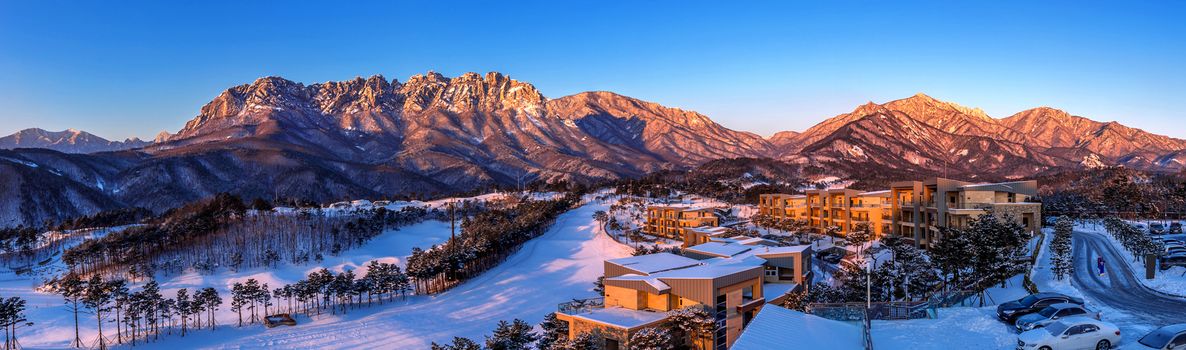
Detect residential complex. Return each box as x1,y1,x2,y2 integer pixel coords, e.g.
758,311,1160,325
890,178,1041,248
758,189,892,238
758,177,1041,248
642,205,730,240
556,240,812,350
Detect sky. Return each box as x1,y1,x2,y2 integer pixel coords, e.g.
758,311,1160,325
1,0,1184,140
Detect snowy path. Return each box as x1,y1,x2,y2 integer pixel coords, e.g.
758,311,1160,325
1071,230,1186,324
138,202,631,349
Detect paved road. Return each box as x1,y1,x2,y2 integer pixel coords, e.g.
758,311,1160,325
1071,230,1186,323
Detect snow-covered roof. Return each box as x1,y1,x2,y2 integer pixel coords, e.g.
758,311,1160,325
652,262,762,279
605,274,671,292
607,253,701,274
859,190,891,196
735,237,775,246
731,305,864,350
752,245,811,258
566,307,670,329
763,283,798,302
685,241,753,258
685,226,730,235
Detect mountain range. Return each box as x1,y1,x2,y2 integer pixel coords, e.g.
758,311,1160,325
3,71,1184,228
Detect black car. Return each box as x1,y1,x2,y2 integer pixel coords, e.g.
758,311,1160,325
1171,222,1183,234
996,292,1085,323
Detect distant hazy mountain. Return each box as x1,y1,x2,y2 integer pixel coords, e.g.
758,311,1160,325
3,72,1185,228
772,93,1186,180
0,128,151,153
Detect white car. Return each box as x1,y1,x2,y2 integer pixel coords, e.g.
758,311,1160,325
1017,317,1120,350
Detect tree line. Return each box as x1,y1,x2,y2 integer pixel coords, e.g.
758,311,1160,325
51,273,222,349
405,195,580,294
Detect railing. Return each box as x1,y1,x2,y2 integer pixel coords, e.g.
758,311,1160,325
558,297,605,314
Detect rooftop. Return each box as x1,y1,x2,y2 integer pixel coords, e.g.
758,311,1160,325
565,307,670,329
606,253,701,275
731,305,864,350
605,274,671,292
685,241,753,258
762,283,798,303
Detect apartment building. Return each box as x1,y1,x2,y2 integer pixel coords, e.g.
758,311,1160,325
642,205,729,239
891,178,1041,248
759,177,1041,249
557,241,812,350
757,190,892,239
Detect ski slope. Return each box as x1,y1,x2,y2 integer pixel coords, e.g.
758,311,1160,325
133,201,630,349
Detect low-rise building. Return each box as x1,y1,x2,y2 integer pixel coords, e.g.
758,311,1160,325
557,242,813,350
643,205,729,239
891,178,1041,248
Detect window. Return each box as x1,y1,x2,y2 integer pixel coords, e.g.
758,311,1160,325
1170,334,1186,347
1065,325,1089,336
605,339,620,350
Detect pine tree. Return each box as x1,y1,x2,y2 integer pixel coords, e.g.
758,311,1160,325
0,296,31,350
666,306,714,349
199,287,221,330
485,319,538,350
83,275,113,349
431,337,481,350
58,273,86,348
231,282,246,327
175,289,190,336
108,280,128,344
629,327,673,350
536,312,569,350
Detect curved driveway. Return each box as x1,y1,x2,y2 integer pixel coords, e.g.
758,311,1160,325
1071,230,1186,323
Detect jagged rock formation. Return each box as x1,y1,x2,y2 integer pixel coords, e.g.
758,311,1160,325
3,75,1184,228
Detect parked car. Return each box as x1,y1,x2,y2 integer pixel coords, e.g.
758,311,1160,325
1161,255,1186,271
1135,324,1186,349
1152,223,1168,234
1015,303,1098,332
822,253,843,264
998,292,1085,323
1171,222,1184,234
1017,317,1120,350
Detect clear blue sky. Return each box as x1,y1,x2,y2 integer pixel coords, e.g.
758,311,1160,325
2,0,1184,140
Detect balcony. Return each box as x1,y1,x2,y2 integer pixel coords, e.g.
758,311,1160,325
558,297,605,314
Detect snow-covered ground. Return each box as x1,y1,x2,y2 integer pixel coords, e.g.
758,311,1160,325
6,219,457,348
872,306,1017,349
6,198,631,349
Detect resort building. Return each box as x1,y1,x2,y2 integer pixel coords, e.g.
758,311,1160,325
642,205,730,239
891,178,1041,248
758,190,892,239
556,242,813,350
758,177,1041,248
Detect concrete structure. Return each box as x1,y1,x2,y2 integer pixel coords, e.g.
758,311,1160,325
891,178,1041,248
557,242,813,350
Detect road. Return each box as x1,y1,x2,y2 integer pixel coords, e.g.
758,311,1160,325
1071,230,1186,323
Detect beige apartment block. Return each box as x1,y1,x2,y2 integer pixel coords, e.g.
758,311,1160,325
891,178,1041,248
758,190,891,239
643,205,727,239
